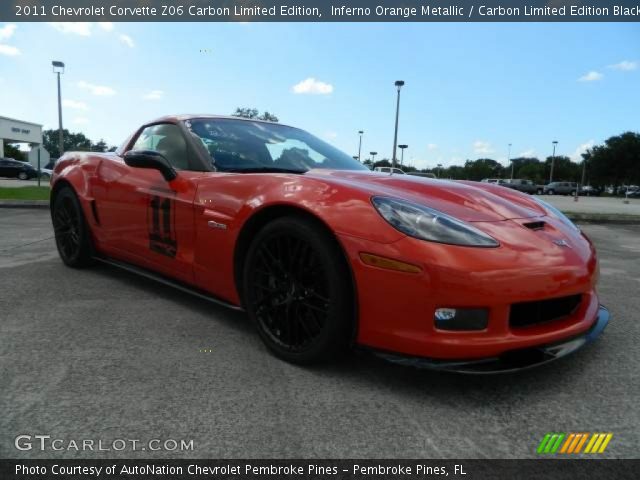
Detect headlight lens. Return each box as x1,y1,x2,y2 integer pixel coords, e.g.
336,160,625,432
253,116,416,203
371,196,499,247
534,197,580,232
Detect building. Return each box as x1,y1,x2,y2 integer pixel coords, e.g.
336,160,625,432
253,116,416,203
0,116,46,165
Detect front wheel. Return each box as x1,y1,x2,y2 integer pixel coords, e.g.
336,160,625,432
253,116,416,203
52,186,94,268
536,188,543,195
17,172,28,180
547,189,555,195
243,216,353,364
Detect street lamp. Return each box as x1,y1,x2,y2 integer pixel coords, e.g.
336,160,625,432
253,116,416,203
549,140,558,183
52,61,65,159
391,80,405,170
357,130,364,162
508,143,513,180
370,151,377,164
398,144,408,166
437,163,443,178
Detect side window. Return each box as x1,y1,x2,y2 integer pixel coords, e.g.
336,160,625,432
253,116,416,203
132,124,189,170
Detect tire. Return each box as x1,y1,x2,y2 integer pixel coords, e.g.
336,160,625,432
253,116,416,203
570,191,576,196
243,216,353,364
547,189,555,195
17,172,28,180
52,186,95,268
536,189,543,195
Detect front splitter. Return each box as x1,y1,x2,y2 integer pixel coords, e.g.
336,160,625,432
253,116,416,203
372,305,610,374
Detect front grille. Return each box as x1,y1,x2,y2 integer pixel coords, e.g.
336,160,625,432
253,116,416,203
509,295,582,328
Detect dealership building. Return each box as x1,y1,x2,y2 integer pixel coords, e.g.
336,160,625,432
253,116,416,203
0,115,50,167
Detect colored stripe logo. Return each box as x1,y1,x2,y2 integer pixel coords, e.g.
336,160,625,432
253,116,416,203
537,433,613,454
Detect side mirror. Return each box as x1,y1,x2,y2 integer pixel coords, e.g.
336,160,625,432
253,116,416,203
123,150,177,182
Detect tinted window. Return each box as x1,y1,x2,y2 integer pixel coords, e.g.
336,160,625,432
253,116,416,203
132,123,189,170
185,118,368,173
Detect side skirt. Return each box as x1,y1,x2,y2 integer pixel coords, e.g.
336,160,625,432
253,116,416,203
94,256,244,312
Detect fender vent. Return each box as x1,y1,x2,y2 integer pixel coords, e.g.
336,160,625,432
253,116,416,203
523,221,545,231
90,200,100,225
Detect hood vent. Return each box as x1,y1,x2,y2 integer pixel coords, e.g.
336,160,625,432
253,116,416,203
523,221,545,231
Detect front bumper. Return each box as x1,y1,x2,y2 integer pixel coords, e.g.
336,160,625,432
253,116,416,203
372,305,609,374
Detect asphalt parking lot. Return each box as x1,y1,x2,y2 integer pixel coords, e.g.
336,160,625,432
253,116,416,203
0,209,638,459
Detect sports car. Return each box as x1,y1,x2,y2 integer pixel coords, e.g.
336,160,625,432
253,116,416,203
50,115,608,372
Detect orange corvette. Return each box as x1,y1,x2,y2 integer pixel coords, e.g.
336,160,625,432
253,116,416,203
50,115,608,372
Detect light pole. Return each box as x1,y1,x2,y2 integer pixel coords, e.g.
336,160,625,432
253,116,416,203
508,143,513,179
398,144,408,166
370,151,377,164
52,61,65,159
357,130,364,162
437,163,443,178
391,80,404,170
549,140,558,183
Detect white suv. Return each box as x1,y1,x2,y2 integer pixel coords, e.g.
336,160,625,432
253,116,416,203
374,167,405,174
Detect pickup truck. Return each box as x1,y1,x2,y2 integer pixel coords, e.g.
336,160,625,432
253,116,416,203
503,179,543,195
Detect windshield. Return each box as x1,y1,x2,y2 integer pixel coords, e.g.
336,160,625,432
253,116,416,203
184,118,368,173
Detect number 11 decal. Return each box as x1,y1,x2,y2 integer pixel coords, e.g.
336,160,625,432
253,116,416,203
148,195,177,258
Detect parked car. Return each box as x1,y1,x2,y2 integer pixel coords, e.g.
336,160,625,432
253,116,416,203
374,166,405,174
579,185,603,197
622,186,640,198
503,179,540,195
38,160,56,180
407,172,437,179
0,157,38,180
49,114,608,372
543,182,577,196
481,178,509,185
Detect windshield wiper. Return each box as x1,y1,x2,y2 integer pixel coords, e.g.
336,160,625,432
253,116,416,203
220,167,307,174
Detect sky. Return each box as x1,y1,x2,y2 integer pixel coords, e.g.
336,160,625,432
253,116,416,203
0,21,638,169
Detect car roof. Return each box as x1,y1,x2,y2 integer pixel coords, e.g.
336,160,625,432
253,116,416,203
147,114,292,128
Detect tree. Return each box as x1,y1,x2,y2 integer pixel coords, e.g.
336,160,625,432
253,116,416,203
463,158,504,181
3,143,25,161
231,108,279,122
373,159,391,168
43,129,92,157
545,155,580,182
583,132,640,186
511,157,545,183
91,139,108,152
259,111,279,122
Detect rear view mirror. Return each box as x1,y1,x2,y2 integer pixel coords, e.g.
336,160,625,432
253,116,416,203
123,150,177,181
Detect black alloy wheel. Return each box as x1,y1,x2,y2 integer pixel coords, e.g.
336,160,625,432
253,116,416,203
243,216,353,364
52,186,94,268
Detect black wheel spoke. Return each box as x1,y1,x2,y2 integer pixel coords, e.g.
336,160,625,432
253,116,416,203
249,231,330,353
53,196,82,261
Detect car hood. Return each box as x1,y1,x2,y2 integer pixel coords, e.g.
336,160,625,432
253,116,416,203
307,170,547,222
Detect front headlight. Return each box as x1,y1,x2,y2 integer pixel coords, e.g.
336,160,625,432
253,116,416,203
371,197,499,247
534,197,580,232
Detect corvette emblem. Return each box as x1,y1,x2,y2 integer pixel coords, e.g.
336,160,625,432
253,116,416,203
553,239,571,248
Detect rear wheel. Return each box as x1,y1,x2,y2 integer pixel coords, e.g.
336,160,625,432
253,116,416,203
243,216,353,364
547,189,555,195
52,186,94,268
536,188,543,195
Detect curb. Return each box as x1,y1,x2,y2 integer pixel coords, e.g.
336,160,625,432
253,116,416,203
566,213,640,225
0,200,49,209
